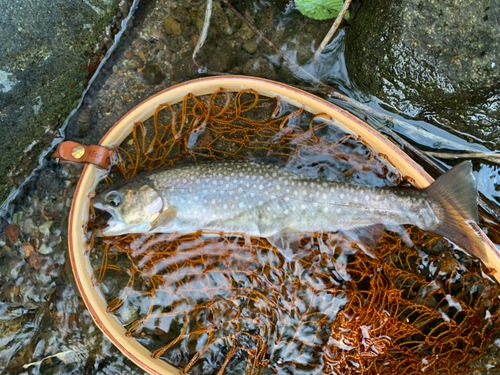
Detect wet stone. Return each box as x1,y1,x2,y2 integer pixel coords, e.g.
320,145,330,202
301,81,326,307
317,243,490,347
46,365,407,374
170,6,192,25
242,58,278,80
181,25,198,41
123,57,143,69
164,15,182,35
36,168,63,195
205,38,237,72
242,41,258,54
5,225,20,243
165,35,184,53
345,0,500,145
141,64,166,85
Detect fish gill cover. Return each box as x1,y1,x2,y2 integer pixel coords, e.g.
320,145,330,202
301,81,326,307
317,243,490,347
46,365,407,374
86,89,500,374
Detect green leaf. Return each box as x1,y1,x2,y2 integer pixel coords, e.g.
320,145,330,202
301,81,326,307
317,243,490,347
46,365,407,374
295,0,349,20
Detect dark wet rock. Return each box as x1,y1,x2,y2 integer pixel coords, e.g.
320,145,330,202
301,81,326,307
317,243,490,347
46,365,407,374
242,58,278,80
164,15,182,35
171,50,199,82
165,35,184,53
205,38,237,72
170,5,192,25
0,0,120,205
36,168,63,195
181,25,198,41
345,0,500,146
141,64,167,85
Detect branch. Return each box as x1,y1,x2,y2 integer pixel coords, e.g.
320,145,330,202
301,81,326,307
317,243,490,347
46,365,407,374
311,0,352,65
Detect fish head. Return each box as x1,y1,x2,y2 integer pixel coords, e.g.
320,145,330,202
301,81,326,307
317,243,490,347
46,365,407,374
93,179,164,236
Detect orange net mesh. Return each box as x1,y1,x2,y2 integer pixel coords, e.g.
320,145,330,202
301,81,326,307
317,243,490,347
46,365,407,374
86,89,500,374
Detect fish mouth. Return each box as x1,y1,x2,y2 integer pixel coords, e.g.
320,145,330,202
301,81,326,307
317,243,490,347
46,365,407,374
101,219,127,237
92,202,127,236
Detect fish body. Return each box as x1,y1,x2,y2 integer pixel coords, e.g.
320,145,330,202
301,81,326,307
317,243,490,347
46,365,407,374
93,159,483,259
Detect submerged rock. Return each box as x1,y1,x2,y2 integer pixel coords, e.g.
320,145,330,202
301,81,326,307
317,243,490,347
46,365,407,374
141,64,166,85
345,0,500,145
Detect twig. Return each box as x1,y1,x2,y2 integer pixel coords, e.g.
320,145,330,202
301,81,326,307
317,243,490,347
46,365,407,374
311,0,352,65
425,151,500,165
193,0,213,65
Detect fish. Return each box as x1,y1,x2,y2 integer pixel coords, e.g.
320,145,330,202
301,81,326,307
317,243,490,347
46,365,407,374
92,159,486,260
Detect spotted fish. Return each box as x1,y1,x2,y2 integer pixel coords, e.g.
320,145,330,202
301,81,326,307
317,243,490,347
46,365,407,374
93,159,487,260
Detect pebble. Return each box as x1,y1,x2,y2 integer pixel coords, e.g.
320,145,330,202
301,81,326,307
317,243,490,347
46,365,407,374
124,50,135,59
5,225,20,243
243,41,258,54
12,212,23,225
23,218,36,236
164,16,181,35
38,244,53,255
22,242,34,258
39,221,53,236
123,58,143,69
141,64,166,85
29,252,46,270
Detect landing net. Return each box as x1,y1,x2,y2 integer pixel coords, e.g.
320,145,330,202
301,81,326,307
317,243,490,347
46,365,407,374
86,89,500,374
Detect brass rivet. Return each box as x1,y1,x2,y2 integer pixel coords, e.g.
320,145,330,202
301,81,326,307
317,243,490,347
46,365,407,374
72,145,85,159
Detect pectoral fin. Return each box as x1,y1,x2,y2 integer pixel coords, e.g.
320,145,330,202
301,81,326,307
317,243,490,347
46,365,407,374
148,207,177,232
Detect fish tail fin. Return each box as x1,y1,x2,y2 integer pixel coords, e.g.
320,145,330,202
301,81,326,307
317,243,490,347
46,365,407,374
424,161,489,261
426,161,478,223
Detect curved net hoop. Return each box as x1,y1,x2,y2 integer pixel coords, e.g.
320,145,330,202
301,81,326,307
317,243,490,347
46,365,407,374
87,89,500,375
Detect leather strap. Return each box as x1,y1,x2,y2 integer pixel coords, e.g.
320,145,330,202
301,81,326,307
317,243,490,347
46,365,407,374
52,141,112,169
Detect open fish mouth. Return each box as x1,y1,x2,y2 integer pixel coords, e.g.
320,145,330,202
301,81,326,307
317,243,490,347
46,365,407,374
101,218,127,236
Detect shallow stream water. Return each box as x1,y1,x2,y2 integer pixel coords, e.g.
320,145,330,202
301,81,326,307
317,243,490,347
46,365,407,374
2,1,500,374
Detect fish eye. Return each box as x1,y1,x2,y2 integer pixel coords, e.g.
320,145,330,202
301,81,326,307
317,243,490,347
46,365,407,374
106,192,121,207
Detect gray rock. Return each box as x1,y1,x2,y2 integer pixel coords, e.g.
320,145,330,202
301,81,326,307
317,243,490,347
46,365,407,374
345,0,500,145
0,0,119,205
